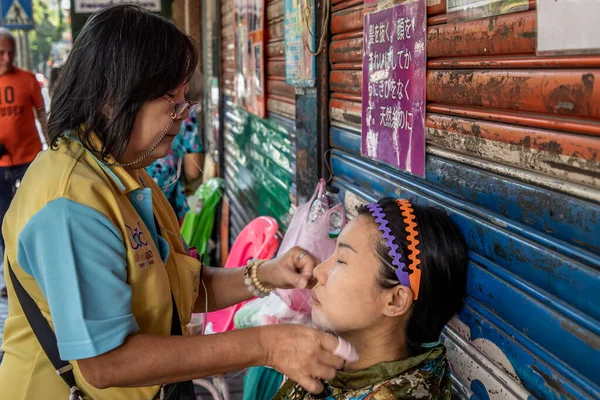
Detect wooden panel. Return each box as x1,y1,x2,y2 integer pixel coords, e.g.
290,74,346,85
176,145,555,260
267,0,283,21
265,0,295,110
428,11,536,58
222,61,235,74
331,62,362,70
221,0,233,15
330,36,363,64
427,69,600,119
330,68,600,120
221,48,234,62
427,0,446,16
330,98,361,128
427,128,599,189
332,31,362,41
268,20,285,41
222,28,234,42
268,97,296,119
330,69,361,95
427,114,600,161
331,0,449,15
331,3,376,35
330,93,361,102
331,36,600,70
221,0,234,93
426,104,600,137
330,12,596,67
267,60,285,78
268,79,296,98
428,55,600,70
267,40,285,58
427,114,599,187
427,0,536,26
332,0,363,13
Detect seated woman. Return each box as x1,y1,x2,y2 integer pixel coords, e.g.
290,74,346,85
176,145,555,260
146,107,205,223
274,197,468,399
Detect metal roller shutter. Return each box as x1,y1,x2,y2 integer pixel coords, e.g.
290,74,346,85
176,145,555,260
221,0,297,237
329,1,599,398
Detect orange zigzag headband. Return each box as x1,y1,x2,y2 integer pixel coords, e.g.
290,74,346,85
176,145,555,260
396,199,422,300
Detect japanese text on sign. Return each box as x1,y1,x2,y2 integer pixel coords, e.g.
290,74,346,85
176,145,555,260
361,1,426,177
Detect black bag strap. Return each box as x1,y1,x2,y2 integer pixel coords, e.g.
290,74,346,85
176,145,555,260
7,259,84,399
8,213,195,400
152,214,184,337
154,214,197,400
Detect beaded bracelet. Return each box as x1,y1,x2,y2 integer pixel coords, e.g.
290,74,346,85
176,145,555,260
244,258,275,298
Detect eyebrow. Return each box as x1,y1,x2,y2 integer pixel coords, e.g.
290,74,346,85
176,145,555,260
338,242,358,254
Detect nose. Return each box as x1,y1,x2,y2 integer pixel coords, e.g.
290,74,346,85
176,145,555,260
313,255,334,284
175,105,192,121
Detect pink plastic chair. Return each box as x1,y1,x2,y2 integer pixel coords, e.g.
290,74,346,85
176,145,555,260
193,216,280,399
204,216,280,333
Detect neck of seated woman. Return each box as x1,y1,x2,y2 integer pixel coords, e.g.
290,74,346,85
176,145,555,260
339,323,409,371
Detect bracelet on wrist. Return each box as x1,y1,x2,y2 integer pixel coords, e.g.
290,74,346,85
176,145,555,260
244,258,275,298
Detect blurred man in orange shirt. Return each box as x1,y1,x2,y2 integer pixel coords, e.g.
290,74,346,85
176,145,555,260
0,28,47,296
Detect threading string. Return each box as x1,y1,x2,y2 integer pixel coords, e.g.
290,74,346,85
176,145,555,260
267,263,333,330
172,137,226,201
154,134,224,248
165,137,329,353
158,156,183,190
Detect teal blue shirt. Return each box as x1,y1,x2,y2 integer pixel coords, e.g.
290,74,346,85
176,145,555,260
16,181,170,361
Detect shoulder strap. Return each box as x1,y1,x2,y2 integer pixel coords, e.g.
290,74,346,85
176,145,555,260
7,259,83,399
153,215,198,399
152,213,184,337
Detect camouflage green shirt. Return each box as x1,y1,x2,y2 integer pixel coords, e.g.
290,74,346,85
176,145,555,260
273,346,451,400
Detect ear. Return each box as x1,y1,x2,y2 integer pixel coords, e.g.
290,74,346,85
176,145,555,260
382,285,413,317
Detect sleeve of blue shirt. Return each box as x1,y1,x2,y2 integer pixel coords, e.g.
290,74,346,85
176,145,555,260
16,198,140,361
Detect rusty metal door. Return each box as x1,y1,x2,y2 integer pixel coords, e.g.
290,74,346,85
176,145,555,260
328,1,600,398
221,0,297,236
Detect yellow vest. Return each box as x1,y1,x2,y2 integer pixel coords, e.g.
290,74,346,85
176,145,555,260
0,137,202,399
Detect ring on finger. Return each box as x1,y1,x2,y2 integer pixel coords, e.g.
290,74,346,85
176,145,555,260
298,251,308,261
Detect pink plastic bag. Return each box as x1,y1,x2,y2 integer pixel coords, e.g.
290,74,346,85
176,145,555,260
275,179,346,314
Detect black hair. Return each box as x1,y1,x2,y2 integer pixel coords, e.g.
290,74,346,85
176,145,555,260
48,5,198,161
357,197,468,351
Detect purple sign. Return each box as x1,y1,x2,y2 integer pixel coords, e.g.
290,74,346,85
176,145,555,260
361,1,426,177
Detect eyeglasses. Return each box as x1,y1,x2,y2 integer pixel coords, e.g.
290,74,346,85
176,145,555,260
162,96,198,118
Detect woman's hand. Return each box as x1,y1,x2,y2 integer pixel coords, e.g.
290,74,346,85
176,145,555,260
261,324,344,394
258,246,318,290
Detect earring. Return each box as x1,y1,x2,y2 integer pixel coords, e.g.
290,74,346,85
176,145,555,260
385,310,389,313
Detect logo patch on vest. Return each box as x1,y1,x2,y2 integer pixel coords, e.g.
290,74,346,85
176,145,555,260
126,221,155,268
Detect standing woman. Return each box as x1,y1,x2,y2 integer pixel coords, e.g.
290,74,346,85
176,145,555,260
0,6,342,400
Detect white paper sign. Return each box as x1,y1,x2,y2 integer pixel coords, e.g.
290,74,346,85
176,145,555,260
74,0,161,14
537,0,600,55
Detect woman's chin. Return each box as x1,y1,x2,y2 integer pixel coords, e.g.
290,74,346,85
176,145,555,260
312,310,337,333
152,141,174,159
